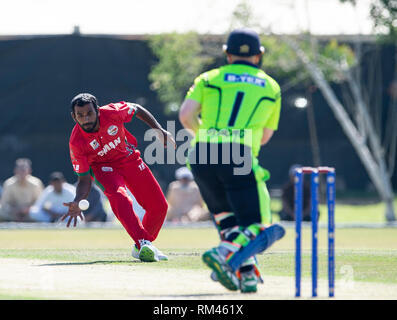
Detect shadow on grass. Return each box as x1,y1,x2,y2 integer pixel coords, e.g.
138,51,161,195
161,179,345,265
37,260,139,266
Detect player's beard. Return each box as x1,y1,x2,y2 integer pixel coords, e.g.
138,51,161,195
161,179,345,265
80,117,98,133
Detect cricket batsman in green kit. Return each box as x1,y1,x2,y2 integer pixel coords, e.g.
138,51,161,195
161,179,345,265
179,28,285,293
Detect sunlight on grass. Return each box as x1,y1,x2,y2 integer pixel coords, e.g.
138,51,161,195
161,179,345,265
270,197,397,223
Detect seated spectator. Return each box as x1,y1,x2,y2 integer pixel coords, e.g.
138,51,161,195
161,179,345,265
277,165,315,222
0,158,44,222
29,172,75,222
166,167,209,223
80,183,108,222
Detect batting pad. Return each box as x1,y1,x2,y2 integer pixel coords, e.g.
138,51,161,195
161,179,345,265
227,224,286,272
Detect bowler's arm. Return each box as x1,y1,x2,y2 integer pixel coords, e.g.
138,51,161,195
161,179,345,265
132,104,164,131
74,175,92,203
132,104,176,148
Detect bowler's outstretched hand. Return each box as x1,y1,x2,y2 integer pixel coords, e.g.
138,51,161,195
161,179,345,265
62,202,85,227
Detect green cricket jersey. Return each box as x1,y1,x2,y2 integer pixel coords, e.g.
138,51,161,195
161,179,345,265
185,61,281,157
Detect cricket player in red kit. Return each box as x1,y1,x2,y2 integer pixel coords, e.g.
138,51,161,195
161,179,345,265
62,93,176,262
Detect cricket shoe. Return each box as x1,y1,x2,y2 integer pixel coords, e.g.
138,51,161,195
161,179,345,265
137,240,168,262
157,248,169,261
210,271,218,282
132,244,140,260
211,267,262,293
132,243,168,261
202,248,239,291
239,270,259,293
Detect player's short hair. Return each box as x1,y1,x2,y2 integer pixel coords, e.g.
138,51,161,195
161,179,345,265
71,93,99,114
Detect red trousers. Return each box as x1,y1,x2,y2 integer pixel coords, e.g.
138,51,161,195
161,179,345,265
91,154,168,247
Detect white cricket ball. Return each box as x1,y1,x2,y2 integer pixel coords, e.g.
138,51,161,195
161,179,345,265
78,199,90,211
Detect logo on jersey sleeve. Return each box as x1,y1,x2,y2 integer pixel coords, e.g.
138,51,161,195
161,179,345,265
107,125,118,136
90,139,100,150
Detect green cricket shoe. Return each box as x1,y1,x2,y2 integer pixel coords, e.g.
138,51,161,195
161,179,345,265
202,248,239,291
239,271,258,293
139,244,158,262
135,240,168,262
211,270,259,293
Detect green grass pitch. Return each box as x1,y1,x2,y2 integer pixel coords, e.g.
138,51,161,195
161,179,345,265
0,225,396,299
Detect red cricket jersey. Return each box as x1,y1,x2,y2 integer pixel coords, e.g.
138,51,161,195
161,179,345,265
69,102,139,175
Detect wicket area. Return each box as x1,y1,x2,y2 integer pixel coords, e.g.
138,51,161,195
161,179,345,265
294,166,335,298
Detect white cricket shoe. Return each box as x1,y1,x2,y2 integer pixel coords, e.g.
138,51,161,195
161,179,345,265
132,244,140,260
137,240,168,262
156,248,169,261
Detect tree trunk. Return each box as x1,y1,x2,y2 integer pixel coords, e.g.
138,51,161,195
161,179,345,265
282,36,396,222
